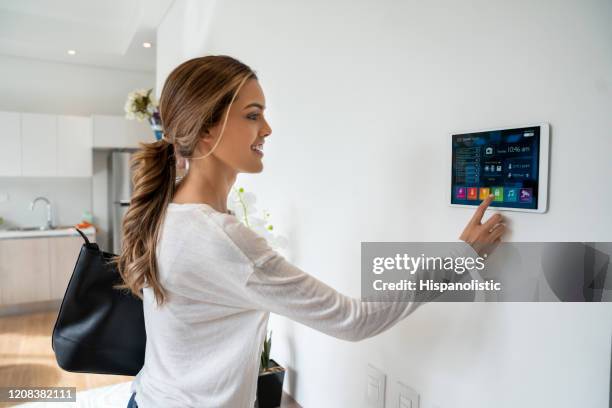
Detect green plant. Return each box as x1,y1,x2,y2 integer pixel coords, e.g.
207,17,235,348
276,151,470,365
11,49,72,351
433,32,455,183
260,330,272,372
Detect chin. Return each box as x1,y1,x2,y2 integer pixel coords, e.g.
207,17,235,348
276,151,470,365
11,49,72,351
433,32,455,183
241,162,264,173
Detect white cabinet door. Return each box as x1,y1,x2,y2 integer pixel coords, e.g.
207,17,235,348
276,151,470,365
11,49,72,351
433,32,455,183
57,115,93,177
92,114,152,148
0,237,51,304
0,111,22,176
21,113,57,177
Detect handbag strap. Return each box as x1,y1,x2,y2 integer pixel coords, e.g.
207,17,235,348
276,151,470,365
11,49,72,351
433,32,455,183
75,227,99,250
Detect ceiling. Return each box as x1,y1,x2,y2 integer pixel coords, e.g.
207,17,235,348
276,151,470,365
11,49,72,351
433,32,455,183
0,0,174,72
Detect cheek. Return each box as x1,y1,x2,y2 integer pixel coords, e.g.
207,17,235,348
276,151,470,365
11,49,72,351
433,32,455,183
218,126,255,161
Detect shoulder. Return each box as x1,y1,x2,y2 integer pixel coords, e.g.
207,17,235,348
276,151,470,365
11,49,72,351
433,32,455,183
191,206,277,268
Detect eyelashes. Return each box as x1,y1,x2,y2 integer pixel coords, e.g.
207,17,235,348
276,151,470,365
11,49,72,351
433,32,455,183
247,113,260,121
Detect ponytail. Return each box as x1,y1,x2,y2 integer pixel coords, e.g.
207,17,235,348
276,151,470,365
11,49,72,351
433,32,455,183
111,138,176,306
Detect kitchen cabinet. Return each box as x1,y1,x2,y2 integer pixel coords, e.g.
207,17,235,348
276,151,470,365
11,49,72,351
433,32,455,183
0,111,21,176
57,115,93,177
0,111,147,178
21,113,58,177
0,231,96,307
0,112,93,178
0,237,51,304
92,114,152,148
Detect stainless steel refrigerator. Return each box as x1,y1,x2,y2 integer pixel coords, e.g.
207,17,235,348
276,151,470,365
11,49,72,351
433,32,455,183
109,150,135,254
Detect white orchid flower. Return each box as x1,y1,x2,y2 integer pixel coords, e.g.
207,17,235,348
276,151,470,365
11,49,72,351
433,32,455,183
228,187,288,250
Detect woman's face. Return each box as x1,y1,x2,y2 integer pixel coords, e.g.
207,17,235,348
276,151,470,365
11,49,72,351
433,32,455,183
198,78,272,173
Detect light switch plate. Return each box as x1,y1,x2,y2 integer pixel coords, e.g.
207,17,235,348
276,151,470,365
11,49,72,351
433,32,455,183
0,193,8,203
366,363,386,408
397,381,419,408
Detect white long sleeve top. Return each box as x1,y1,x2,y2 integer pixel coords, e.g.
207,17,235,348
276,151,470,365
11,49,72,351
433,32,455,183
130,202,477,407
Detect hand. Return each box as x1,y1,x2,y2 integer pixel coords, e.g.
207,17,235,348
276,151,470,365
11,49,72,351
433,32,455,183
459,194,507,257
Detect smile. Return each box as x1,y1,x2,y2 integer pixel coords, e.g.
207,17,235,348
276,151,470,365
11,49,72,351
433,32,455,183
251,143,264,156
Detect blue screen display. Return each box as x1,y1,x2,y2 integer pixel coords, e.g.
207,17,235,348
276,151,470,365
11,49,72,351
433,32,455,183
451,126,540,209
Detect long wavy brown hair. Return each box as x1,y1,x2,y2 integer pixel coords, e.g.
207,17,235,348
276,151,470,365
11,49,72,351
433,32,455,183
110,55,258,306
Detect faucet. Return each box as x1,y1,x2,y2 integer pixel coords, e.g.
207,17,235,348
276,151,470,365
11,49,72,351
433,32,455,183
30,196,54,230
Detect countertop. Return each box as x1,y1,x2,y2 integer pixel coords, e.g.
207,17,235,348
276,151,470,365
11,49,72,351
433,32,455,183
0,226,96,240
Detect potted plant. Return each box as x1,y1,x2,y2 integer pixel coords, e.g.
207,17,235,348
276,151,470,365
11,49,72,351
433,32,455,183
227,188,289,408
256,330,286,408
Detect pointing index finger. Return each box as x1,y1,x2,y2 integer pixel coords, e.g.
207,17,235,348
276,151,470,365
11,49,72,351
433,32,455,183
471,194,494,225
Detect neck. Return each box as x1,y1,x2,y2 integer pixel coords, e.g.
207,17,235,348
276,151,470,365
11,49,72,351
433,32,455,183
173,155,237,214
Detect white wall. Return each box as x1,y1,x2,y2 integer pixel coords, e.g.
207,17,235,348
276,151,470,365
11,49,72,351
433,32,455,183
0,55,155,233
157,1,612,407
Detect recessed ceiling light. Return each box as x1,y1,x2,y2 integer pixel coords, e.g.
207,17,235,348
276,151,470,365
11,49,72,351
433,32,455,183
142,42,152,48
67,49,77,55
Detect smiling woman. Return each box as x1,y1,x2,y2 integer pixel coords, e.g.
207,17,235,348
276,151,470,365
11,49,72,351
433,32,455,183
111,55,266,309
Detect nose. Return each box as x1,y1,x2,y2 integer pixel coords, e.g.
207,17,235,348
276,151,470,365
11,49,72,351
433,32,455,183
261,118,272,138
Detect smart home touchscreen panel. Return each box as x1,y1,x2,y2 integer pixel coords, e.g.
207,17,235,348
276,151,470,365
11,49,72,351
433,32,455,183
450,123,549,213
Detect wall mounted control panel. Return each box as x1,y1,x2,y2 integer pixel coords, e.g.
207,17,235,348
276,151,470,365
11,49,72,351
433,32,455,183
449,123,550,213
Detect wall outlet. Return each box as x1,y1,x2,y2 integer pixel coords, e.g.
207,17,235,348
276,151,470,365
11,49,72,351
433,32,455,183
366,363,386,408
396,381,419,408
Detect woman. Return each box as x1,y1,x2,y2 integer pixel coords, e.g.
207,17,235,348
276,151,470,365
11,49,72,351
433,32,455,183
116,55,506,408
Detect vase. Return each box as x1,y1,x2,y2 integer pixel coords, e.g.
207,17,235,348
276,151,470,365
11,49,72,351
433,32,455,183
148,113,163,141
256,359,286,408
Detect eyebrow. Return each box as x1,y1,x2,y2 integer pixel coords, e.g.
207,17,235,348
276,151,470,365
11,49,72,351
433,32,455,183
243,102,266,110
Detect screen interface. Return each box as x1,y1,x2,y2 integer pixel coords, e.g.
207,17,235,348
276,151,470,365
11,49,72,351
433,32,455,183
451,126,540,209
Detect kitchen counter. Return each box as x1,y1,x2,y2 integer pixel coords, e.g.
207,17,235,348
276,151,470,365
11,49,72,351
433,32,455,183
0,226,96,240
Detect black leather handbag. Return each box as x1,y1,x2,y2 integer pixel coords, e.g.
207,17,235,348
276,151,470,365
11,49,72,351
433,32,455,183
51,228,146,376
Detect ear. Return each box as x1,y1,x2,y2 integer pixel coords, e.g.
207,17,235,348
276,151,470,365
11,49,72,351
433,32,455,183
200,128,213,141
197,128,215,152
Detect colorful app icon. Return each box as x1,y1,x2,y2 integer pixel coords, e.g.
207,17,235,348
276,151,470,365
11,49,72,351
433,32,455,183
505,188,519,202
467,187,478,200
479,187,490,200
492,187,504,201
455,186,466,199
519,188,533,203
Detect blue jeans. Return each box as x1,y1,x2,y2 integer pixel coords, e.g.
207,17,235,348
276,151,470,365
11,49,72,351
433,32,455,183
127,392,138,408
